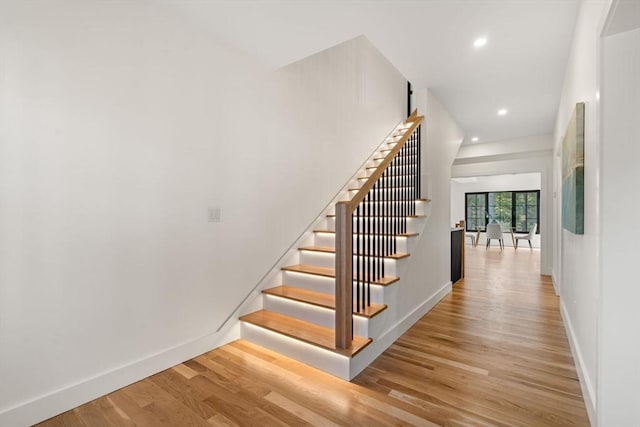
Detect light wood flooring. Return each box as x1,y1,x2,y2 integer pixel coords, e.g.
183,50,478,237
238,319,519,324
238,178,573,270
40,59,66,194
37,246,589,426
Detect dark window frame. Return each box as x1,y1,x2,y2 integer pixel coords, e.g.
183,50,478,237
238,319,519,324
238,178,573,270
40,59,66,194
464,190,540,234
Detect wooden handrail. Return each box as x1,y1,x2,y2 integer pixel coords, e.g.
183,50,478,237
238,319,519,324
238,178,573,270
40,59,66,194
334,111,423,349
338,114,424,212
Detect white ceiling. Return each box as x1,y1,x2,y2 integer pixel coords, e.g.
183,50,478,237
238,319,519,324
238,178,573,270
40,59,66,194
606,0,640,35
165,0,580,145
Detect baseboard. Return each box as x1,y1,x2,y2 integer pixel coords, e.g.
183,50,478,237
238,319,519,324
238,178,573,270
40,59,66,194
349,280,452,379
0,326,240,427
560,299,596,426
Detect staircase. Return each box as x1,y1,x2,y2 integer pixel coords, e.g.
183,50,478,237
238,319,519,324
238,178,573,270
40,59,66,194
238,112,427,379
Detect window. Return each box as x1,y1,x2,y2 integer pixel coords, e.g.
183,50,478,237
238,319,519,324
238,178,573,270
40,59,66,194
465,193,485,231
515,191,539,233
465,190,540,233
488,191,512,230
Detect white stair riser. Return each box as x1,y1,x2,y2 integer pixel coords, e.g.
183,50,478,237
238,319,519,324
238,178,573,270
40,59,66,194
299,250,335,269
241,322,350,380
358,176,420,188
325,217,425,234
325,200,427,217
375,154,418,163
314,233,410,253
299,250,399,276
364,165,418,174
349,184,419,194
263,294,371,337
380,149,419,157
281,271,388,304
314,231,336,248
282,270,335,294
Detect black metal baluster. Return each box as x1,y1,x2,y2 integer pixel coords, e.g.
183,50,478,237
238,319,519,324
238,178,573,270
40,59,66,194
398,143,407,233
371,183,376,306
376,174,380,296
363,195,367,311
384,167,389,261
395,153,400,244
411,131,415,215
416,130,419,199
367,189,371,301
408,138,412,223
418,125,421,199
402,140,411,229
416,130,418,207
364,192,369,310
372,182,377,302
381,168,386,278
401,144,406,234
406,138,410,226
392,157,397,254
356,204,360,314
371,183,375,307
407,140,410,229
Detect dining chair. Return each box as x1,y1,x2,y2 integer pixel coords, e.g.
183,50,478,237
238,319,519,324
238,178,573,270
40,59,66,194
465,233,476,246
515,224,537,249
486,223,504,250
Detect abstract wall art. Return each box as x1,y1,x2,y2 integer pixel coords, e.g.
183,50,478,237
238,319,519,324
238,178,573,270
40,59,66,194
562,102,585,235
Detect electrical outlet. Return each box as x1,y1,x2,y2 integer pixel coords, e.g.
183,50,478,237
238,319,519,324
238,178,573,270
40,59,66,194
208,207,221,223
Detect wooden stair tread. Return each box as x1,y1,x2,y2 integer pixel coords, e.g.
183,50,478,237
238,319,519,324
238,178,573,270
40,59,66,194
358,174,421,180
326,213,425,219
367,165,417,170
313,230,419,238
239,310,371,357
299,246,410,259
263,286,387,318
299,245,336,253
282,264,400,286
380,147,417,152
337,199,427,205
365,187,421,191
349,186,420,191
282,264,334,278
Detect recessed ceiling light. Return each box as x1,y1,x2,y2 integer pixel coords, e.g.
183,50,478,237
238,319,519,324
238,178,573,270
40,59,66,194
471,137,479,142
473,37,487,48
497,108,508,116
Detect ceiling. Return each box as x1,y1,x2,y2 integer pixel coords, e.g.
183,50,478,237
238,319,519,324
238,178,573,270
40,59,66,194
606,0,640,35
165,0,580,145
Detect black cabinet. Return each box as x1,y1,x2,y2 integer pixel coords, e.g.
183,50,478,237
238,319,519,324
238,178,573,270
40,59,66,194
451,228,463,283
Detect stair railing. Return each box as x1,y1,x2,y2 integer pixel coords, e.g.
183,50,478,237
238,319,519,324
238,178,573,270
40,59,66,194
335,111,424,349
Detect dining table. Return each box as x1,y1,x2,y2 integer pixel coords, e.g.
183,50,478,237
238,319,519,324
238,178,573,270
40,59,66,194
475,225,516,247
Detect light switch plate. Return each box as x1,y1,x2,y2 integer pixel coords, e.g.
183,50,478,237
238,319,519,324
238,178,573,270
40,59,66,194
208,207,221,223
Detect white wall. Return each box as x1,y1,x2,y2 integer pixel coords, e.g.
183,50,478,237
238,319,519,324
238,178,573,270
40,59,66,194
451,135,553,272
455,134,553,161
599,25,640,427
551,0,611,423
0,2,406,425
397,89,464,320
450,173,542,247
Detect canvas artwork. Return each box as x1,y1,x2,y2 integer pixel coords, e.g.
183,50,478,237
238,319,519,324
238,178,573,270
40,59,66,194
562,102,585,234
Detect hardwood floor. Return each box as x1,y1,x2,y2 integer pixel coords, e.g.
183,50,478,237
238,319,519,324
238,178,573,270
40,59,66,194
37,247,589,426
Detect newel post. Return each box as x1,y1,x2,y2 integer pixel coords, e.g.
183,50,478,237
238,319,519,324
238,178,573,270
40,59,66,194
335,201,353,349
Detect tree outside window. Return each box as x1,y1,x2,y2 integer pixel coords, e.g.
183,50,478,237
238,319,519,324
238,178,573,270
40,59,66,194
488,192,512,229
465,190,539,234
